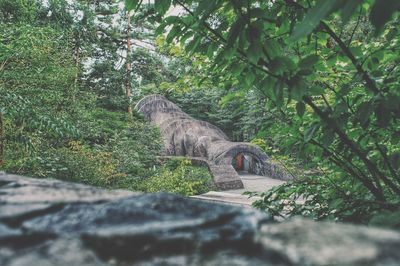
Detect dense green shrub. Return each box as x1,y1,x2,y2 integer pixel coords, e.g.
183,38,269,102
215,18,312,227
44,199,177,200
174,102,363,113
38,141,123,186
247,174,400,228
140,159,213,196
108,118,163,174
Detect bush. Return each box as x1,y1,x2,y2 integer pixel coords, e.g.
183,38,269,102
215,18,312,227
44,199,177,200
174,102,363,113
247,136,400,227
36,141,124,186
247,173,400,227
108,121,163,177
140,158,213,196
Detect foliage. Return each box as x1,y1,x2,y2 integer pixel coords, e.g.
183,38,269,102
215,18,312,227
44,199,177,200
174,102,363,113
369,210,400,229
37,141,123,186
0,0,212,197
140,158,213,196
150,0,400,223
2,0,400,226
247,172,400,227
0,15,83,158
107,115,163,177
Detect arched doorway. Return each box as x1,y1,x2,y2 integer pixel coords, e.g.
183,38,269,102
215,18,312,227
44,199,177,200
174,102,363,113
232,153,253,173
234,153,244,171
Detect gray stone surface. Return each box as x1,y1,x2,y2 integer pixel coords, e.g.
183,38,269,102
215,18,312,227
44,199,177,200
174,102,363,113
1,173,400,266
135,95,292,190
208,164,245,190
192,174,285,206
0,174,134,204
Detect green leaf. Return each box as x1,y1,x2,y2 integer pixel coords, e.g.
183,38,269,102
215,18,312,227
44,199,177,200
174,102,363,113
326,55,337,68
329,198,343,208
268,56,295,75
369,210,400,228
370,0,400,33
247,41,263,64
290,0,343,42
371,70,383,77
308,85,325,96
260,76,275,96
244,71,255,87
298,69,313,76
219,92,236,107
194,0,213,16
166,25,179,43
290,76,307,101
356,101,373,127
322,127,335,147
384,95,400,110
264,39,280,58
154,0,171,16
335,101,348,114
339,84,351,96
375,103,390,128
341,0,363,23
180,30,194,44
227,17,244,47
390,152,400,170
304,123,319,142
155,23,167,35
250,8,268,19
282,56,296,71
350,47,363,57
246,24,261,43
206,42,217,58
165,15,181,24
125,0,139,11
186,37,201,54
386,28,398,41
299,54,319,69
230,61,245,76
273,80,284,107
296,101,306,117
223,48,235,60
268,57,284,74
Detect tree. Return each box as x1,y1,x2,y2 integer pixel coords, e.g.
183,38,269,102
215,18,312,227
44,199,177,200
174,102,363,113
125,10,133,114
0,0,108,171
127,0,400,222
0,111,4,166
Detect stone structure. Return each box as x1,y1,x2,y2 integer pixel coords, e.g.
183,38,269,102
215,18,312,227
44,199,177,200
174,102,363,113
1,173,399,266
135,94,291,190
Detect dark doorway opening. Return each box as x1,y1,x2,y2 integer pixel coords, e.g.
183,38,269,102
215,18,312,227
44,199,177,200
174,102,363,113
234,153,244,171
232,153,253,173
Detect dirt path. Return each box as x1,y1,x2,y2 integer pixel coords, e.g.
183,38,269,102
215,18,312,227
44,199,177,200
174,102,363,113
192,173,285,207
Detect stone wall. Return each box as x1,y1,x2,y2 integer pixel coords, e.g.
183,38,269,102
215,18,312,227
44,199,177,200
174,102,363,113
1,173,399,266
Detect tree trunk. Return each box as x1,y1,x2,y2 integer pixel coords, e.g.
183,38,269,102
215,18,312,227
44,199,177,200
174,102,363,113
125,13,132,114
73,33,80,104
0,112,4,166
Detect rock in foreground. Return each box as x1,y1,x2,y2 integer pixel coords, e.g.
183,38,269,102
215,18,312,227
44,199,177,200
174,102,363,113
0,173,399,266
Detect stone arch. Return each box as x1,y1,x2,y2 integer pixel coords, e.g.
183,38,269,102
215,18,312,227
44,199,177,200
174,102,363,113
211,143,269,176
213,143,269,164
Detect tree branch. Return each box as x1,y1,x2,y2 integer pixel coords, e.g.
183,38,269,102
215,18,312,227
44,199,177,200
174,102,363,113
303,96,400,196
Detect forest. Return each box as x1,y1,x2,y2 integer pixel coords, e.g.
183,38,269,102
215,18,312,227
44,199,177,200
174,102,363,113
0,0,399,228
